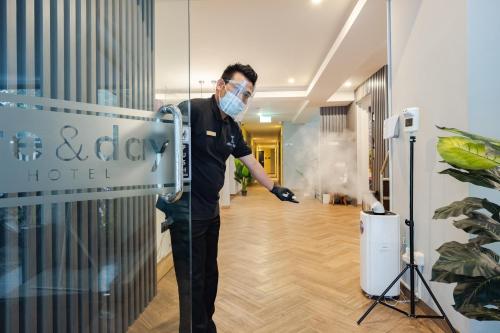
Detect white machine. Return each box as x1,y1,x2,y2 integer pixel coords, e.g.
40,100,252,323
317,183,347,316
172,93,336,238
402,107,420,133
360,209,400,297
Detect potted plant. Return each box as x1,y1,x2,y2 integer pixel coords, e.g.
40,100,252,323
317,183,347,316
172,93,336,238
431,127,500,321
234,159,252,196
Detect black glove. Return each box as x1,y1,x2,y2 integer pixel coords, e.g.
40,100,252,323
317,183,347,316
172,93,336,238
270,185,299,203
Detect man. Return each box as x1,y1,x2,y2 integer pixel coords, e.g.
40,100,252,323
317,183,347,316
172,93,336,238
157,63,297,333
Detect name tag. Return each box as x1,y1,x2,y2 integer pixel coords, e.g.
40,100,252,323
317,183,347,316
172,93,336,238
206,130,216,137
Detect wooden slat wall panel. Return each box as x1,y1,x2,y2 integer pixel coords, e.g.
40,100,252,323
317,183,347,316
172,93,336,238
78,0,87,103
132,0,138,109
114,198,123,333
145,196,151,304
88,201,99,332
40,202,54,333
139,196,145,313
0,2,157,333
21,1,38,333
119,0,126,108
87,0,97,104
105,0,112,104
41,0,51,97
54,203,67,333
98,200,108,333
113,0,120,106
320,106,348,134
127,197,135,326
0,1,6,89
133,196,140,320
108,199,116,333
4,4,20,333
137,0,143,110
355,66,389,197
122,197,130,329
78,201,90,333
68,201,79,333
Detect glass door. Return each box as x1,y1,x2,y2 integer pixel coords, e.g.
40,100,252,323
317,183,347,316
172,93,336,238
0,1,191,332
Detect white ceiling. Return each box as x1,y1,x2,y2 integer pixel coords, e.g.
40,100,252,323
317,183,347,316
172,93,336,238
245,98,305,123
155,0,387,123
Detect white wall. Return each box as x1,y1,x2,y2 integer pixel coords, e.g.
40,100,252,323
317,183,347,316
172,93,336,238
390,1,470,332
467,1,500,332
347,102,357,132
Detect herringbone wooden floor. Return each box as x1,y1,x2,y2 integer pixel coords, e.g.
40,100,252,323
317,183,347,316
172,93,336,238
128,186,447,333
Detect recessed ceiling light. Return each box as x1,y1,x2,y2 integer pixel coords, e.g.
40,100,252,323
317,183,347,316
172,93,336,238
288,77,295,84
311,0,322,5
344,81,352,87
260,115,272,123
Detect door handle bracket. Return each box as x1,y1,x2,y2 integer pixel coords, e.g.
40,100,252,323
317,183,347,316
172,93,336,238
158,104,184,203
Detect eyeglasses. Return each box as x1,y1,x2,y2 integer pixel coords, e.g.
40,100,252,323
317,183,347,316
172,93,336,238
223,79,254,103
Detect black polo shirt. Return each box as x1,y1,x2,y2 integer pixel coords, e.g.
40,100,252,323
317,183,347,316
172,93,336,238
182,95,252,220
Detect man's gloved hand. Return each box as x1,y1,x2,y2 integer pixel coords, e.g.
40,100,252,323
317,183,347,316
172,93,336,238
270,185,299,203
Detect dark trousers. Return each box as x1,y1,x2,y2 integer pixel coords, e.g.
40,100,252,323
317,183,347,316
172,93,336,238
170,215,221,333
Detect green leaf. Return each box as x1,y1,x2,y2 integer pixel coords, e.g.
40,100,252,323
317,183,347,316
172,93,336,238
433,197,500,221
478,243,500,262
470,236,500,246
433,128,500,321
453,213,500,245
454,303,500,321
242,166,250,178
483,198,500,222
234,159,247,181
437,126,500,155
433,241,500,278
453,276,500,312
431,269,471,284
453,212,500,244
439,168,500,189
433,197,484,219
437,136,500,170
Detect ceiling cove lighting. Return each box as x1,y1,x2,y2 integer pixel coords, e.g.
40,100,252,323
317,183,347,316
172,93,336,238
260,115,272,123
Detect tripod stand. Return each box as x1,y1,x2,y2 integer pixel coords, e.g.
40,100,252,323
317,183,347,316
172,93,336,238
357,136,456,333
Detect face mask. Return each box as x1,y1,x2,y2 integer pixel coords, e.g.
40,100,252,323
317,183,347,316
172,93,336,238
218,90,247,120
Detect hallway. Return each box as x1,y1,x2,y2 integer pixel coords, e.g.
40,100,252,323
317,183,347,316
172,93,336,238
129,186,446,333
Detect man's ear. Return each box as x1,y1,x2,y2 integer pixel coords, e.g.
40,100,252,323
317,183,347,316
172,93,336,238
215,78,225,95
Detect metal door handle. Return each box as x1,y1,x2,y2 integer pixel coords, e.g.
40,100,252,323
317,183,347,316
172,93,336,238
158,104,184,203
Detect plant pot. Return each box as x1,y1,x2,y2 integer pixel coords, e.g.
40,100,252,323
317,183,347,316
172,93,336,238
241,190,247,196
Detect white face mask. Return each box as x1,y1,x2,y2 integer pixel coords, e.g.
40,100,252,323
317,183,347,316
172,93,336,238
219,90,246,120
218,80,253,121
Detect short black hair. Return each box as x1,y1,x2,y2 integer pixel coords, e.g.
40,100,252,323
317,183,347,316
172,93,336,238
221,63,258,86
